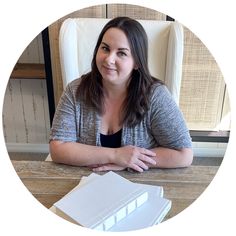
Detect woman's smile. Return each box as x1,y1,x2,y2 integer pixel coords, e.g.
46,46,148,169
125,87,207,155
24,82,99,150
102,65,117,72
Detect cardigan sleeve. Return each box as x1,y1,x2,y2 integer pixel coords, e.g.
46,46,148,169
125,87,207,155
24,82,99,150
149,84,192,149
49,81,78,142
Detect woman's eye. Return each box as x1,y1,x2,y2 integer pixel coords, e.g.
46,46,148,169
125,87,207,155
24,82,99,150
101,46,109,52
118,51,127,57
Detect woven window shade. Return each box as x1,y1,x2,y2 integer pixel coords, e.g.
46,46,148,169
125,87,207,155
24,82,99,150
180,27,227,131
107,4,166,20
219,88,231,130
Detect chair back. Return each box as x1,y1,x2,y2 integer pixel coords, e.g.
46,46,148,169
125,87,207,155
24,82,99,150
59,18,184,104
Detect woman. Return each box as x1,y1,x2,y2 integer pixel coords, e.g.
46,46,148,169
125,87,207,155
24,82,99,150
49,16,193,172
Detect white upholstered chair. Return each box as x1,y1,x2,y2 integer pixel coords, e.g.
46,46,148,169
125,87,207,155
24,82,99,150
45,17,184,161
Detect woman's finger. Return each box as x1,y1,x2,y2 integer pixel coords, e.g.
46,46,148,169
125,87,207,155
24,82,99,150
140,148,156,157
139,154,156,165
129,163,144,173
136,159,149,170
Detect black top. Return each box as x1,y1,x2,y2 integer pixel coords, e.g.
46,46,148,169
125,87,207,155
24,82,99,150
100,129,122,148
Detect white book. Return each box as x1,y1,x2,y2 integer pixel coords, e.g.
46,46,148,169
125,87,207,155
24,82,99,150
72,173,164,197
109,189,171,231
51,172,171,231
53,171,149,231
80,174,170,231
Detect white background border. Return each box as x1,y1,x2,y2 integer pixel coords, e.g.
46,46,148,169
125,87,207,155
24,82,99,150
0,0,235,235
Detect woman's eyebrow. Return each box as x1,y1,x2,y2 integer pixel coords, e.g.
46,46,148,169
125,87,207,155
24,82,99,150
101,42,109,47
118,47,129,51
101,42,129,51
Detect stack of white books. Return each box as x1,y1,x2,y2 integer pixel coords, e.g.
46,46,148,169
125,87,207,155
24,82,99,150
50,171,171,232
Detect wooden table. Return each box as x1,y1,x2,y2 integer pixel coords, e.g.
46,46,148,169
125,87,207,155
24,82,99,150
12,160,219,222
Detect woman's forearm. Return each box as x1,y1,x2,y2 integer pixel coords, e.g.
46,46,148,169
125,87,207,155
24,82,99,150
49,140,115,166
149,147,193,168
49,141,157,171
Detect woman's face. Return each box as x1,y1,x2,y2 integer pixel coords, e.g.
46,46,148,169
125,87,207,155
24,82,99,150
96,27,136,87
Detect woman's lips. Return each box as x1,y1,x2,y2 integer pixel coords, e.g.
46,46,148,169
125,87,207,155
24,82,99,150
103,65,117,71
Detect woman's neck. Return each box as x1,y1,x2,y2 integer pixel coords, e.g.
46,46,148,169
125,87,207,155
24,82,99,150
102,81,127,100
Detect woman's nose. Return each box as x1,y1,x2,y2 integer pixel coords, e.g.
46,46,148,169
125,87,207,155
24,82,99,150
105,52,115,64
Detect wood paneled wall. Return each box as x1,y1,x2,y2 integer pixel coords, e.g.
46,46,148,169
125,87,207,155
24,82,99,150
3,79,50,144
18,33,44,64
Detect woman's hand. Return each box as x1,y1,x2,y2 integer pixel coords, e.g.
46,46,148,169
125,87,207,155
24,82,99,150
111,145,157,172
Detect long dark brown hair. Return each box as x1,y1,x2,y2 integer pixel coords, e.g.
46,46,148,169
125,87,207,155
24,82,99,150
77,16,163,127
